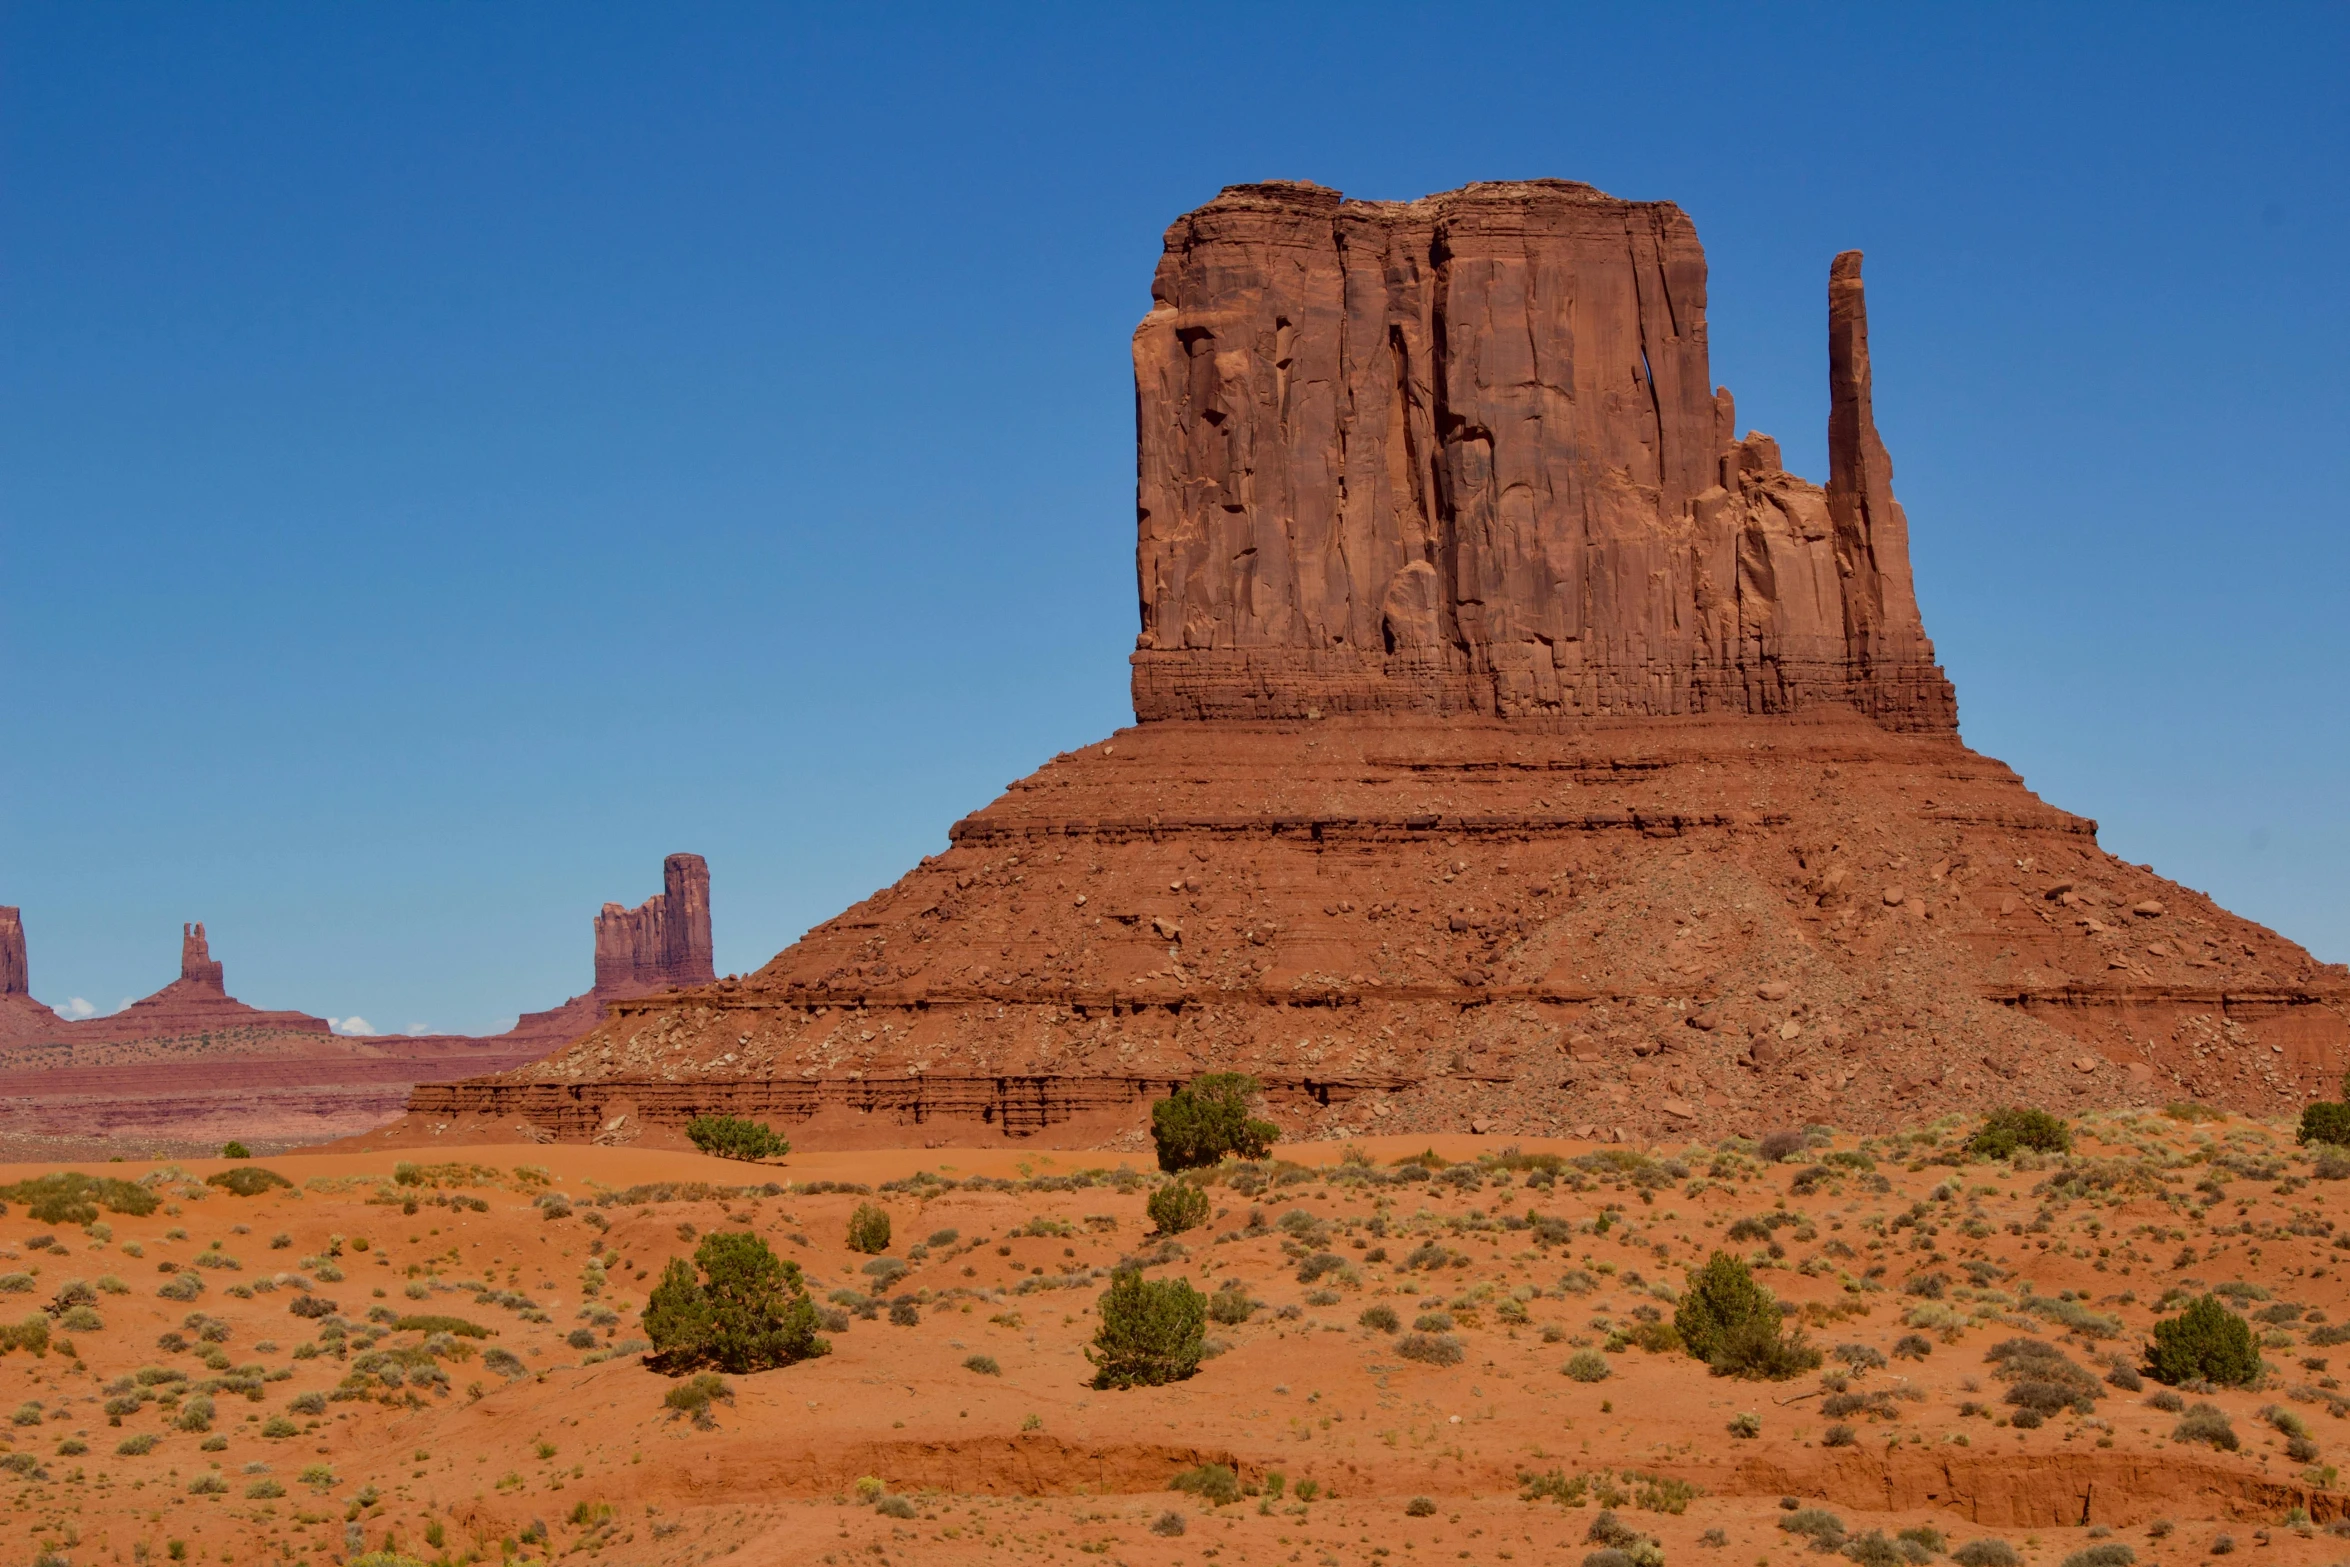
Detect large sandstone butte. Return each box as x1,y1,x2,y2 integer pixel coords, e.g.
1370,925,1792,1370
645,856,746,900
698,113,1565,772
0,855,714,1154
406,180,2347,1150
0,906,51,1041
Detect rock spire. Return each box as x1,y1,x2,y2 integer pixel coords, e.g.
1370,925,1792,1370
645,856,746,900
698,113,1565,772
179,923,225,990
0,908,26,999
592,853,714,993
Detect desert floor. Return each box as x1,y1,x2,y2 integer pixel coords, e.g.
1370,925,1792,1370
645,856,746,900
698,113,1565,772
3,1113,2348,1567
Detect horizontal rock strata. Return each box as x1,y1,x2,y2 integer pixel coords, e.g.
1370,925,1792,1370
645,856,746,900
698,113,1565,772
416,712,2348,1144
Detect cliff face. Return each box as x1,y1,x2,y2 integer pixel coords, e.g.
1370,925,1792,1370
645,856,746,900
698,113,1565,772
1130,181,1955,731
0,908,26,999
593,853,714,994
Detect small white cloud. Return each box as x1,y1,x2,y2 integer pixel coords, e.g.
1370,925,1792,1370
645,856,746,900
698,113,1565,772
113,997,132,1014
406,1023,431,1037
55,997,95,1020
329,1015,377,1037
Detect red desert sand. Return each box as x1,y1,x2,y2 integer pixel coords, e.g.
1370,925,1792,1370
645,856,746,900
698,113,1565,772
3,1119,2350,1565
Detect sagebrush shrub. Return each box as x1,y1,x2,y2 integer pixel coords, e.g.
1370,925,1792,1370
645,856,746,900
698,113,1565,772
1966,1108,2071,1159
2061,1546,2136,1567
1150,1074,1277,1172
1087,1272,1205,1389
846,1204,892,1255
0,1172,158,1225
1844,1531,1904,1567
205,1167,292,1197
1146,1182,1211,1236
1953,1541,2020,1567
1359,1304,1399,1334
1564,1350,1611,1383
1170,1463,1240,1506
2172,1402,2238,1450
1711,1316,1822,1380
1207,1285,1256,1326
685,1116,791,1162
662,1372,733,1423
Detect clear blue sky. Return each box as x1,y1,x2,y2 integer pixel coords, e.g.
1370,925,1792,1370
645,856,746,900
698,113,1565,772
4,4,2344,1035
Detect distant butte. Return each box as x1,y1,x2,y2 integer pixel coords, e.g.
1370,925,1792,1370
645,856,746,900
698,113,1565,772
0,855,716,1154
377,179,2324,1148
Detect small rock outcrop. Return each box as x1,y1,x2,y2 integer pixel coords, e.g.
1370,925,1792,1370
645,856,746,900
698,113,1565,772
1130,180,1955,730
594,853,715,993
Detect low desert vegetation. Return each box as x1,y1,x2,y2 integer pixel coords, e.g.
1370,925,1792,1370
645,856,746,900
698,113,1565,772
642,1231,829,1374
0,1171,159,1225
1674,1252,1819,1380
661,1371,734,1427
9,1105,2346,1563
2146,1295,2261,1387
1150,1073,1278,1172
1145,1179,1211,1236
205,1165,293,1197
1965,1107,2072,1159
685,1115,792,1162
846,1202,892,1255
1087,1271,1205,1389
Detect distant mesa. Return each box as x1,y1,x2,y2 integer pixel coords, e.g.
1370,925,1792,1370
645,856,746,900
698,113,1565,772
408,178,2347,1152
0,853,715,1155
46,919,328,1046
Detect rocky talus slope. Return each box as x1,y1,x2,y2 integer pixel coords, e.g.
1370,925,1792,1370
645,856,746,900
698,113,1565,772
412,711,2347,1147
